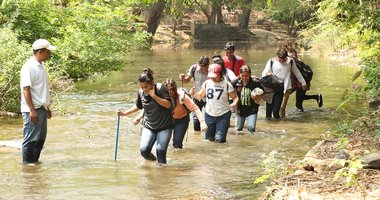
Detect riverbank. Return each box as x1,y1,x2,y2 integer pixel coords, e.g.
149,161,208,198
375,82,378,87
152,24,289,49
259,128,380,199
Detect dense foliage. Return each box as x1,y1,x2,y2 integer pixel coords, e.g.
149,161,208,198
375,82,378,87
304,0,380,141
0,0,149,113
264,0,321,35
0,27,30,112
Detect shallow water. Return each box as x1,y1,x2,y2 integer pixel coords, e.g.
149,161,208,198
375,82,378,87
0,43,359,199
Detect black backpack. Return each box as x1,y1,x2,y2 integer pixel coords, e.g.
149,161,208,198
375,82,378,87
259,58,291,93
295,60,313,83
260,75,283,93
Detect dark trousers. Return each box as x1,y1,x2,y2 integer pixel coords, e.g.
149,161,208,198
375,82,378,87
22,107,47,163
172,115,190,149
295,89,318,110
192,98,206,131
266,91,284,119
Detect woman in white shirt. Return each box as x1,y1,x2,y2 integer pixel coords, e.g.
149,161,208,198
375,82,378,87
261,48,306,119
192,64,238,143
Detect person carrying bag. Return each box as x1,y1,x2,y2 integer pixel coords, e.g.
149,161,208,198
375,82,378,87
261,48,307,120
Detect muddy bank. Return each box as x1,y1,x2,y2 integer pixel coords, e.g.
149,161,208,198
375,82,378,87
259,130,380,199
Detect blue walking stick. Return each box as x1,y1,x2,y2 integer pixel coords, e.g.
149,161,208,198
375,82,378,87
114,115,120,161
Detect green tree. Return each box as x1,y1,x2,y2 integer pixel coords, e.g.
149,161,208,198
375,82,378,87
265,0,320,35
0,0,150,112
0,0,64,43
0,26,30,113
52,2,150,78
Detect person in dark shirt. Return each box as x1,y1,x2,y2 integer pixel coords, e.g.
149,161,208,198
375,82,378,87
117,68,173,166
232,65,263,134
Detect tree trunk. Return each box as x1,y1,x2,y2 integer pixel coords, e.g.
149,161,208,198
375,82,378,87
145,0,165,43
239,0,252,30
172,20,178,34
210,3,224,24
196,3,212,23
288,12,296,36
216,6,224,24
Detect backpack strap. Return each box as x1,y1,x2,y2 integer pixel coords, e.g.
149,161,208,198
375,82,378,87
231,56,241,75
190,64,197,80
270,58,274,73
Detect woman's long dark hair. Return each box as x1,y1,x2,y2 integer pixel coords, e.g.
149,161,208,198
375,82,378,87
163,78,178,100
138,68,154,84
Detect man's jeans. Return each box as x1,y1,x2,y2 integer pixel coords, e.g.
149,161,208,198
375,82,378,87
140,127,172,164
22,107,47,163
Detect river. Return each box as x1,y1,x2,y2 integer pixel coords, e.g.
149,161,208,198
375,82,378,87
0,42,359,199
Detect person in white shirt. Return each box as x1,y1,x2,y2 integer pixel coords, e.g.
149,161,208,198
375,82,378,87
261,48,306,119
179,56,209,131
20,39,56,164
192,64,239,143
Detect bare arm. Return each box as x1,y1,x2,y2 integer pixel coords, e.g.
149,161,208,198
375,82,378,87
23,86,38,123
179,73,192,84
229,91,239,110
133,110,144,125
47,106,52,119
118,105,140,117
191,88,206,101
182,95,207,131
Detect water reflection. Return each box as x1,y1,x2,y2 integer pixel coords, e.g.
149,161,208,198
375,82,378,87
20,164,48,199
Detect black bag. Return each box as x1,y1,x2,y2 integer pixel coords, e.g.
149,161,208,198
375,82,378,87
295,60,313,83
260,75,283,93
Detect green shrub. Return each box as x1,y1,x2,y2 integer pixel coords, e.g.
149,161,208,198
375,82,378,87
0,26,30,113
0,0,64,43
52,2,150,79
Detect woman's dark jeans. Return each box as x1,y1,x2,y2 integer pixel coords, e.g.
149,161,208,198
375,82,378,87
204,111,231,143
172,115,190,149
266,91,284,119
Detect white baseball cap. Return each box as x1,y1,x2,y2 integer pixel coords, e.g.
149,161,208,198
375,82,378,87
32,39,57,51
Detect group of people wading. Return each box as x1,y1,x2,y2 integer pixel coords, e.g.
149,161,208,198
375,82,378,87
20,39,322,166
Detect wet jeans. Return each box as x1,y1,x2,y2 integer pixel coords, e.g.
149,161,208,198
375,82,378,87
204,111,231,143
140,127,172,164
266,91,284,119
235,113,257,133
22,107,47,163
172,115,190,149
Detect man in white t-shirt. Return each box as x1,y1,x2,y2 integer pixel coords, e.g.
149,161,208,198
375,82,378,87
179,56,209,131
20,39,56,164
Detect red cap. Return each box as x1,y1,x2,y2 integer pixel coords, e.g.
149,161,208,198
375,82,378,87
208,64,222,78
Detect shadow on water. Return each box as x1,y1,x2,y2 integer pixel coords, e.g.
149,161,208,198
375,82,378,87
0,45,358,199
